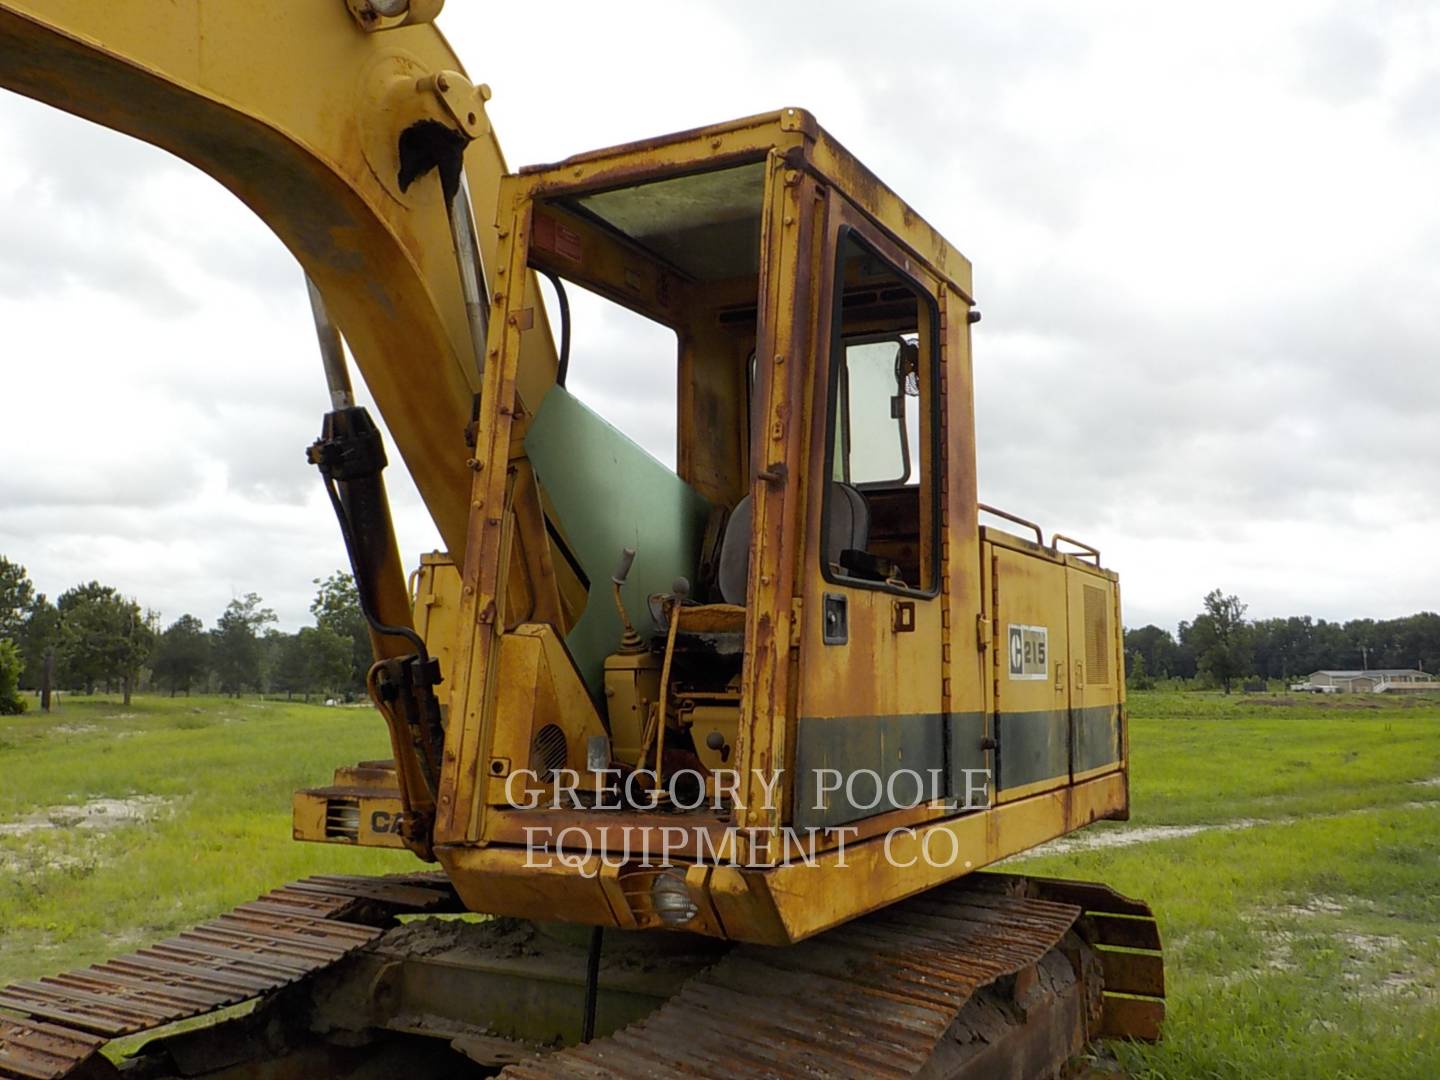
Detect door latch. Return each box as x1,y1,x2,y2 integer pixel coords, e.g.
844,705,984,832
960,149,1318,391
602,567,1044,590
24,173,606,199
823,593,848,646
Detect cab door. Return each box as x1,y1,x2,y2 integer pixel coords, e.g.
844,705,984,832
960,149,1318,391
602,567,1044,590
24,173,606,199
989,541,1071,801
792,216,948,831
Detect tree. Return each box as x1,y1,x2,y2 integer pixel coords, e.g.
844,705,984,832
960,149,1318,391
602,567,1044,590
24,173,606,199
56,583,155,704
272,633,310,701
152,615,210,696
1186,589,1252,694
210,594,277,696
1125,649,1153,690
311,572,370,697
258,628,287,695
18,594,60,707
0,639,24,715
303,625,353,700
0,556,35,644
1124,625,1181,680
272,627,352,701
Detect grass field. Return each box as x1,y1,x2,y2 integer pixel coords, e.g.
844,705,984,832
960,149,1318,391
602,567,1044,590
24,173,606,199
0,694,403,984
1012,691,1440,1079
1,690,1438,1077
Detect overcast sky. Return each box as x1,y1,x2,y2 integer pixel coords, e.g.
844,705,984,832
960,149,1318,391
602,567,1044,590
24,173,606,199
1,0,1436,636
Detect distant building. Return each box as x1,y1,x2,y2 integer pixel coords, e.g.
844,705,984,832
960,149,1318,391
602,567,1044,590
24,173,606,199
1292,669,1440,694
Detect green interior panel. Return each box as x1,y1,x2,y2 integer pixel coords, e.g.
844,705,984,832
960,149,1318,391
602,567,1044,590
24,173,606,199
525,385,713,695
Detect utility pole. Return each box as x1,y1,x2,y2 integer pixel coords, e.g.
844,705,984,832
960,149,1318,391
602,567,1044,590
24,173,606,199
1360,645,1369,671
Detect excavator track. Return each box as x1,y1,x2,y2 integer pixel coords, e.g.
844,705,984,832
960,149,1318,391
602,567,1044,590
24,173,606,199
0,874,462,1080
0,872,1160,1080
502,873,1163,1079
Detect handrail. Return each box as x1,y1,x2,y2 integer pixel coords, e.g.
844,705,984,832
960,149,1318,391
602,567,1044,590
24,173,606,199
1052,533,1101,565
978,504,1103,567
977,503,1043,546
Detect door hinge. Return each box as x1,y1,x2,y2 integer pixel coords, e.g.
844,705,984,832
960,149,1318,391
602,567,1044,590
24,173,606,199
790,596,803,649
977,614,991,651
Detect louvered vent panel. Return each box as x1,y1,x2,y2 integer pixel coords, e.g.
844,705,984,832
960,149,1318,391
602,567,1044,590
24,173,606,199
1084,584,1110,685
530,723,569,775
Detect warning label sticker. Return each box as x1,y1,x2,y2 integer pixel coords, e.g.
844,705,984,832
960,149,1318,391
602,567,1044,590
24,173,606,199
1007,624,1049,680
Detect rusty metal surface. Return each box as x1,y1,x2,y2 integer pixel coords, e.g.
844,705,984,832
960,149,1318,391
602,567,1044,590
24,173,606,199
500,874,1084,1079
0,874,458,1080
0,1019,103,1080
1018,874,1166,1042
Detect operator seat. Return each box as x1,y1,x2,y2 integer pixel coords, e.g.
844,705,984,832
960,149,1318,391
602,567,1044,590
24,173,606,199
716,482,869,605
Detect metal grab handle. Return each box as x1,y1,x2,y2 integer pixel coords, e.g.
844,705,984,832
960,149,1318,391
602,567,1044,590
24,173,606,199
978,503,1043,546
1052,533,1101,565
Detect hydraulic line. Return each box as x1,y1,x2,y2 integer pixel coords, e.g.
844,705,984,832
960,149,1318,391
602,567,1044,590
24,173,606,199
539,268,572,386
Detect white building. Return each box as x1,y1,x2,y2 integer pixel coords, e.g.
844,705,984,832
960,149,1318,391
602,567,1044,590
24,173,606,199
1294,669,1440,694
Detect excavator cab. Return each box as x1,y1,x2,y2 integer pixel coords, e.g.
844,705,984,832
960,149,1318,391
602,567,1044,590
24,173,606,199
294,108,1139,955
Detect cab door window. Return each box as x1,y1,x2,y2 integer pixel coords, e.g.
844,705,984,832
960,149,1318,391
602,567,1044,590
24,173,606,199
821,228,940,595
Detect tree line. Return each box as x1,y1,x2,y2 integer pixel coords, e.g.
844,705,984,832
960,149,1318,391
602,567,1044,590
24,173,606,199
0,555,370,714
1127,588,1440,693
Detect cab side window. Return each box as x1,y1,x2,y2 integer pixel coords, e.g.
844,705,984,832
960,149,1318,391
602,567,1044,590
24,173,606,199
822,229,939,595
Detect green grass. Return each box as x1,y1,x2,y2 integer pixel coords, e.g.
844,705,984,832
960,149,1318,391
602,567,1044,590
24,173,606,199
1,690,1437,1078
0,694,405,984
1010,691,1440,1079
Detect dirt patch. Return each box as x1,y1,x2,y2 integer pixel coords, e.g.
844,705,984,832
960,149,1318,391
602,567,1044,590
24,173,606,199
1019,799,1440,858
1239,898,1433,997
1337,933,1426,997
1021,818,1263,855
0,848,92,875
383,916,520,960
1274,895,1348,918
51,724,99,736
0,796,173,838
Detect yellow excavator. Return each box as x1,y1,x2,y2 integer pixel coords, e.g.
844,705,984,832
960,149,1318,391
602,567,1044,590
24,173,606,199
0,3,1163,1077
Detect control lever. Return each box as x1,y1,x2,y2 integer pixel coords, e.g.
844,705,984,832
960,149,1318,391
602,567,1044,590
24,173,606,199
612,547,644,653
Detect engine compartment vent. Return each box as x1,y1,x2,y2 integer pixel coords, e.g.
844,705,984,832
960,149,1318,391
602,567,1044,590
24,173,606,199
1084,585,1110,686
530,723,569,776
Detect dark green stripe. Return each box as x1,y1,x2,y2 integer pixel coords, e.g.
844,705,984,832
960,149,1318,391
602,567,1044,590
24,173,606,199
997,704,1121,791
793,713,947,830
995,709,1068,791
1072,703,1122,775
791,705,1122,827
